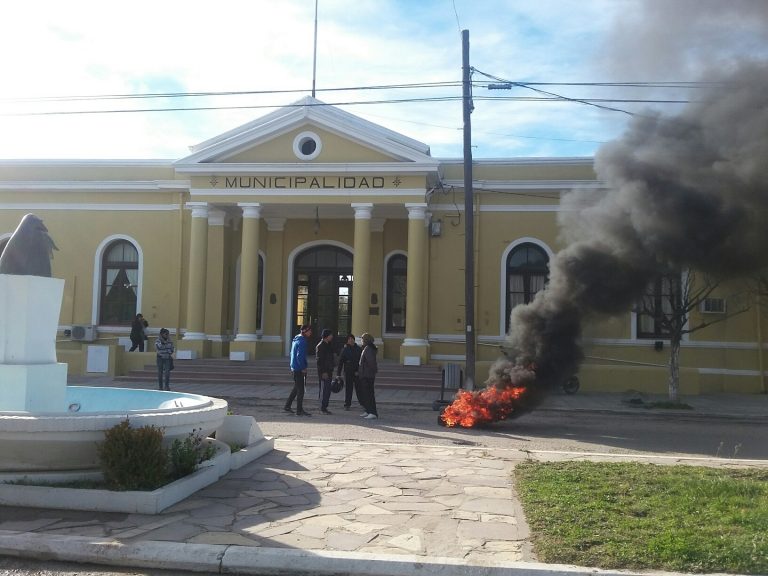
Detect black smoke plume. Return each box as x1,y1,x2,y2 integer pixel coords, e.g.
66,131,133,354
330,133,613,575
502,61,768,390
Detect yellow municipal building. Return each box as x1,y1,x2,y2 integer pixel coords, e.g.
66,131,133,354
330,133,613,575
1,97,764,394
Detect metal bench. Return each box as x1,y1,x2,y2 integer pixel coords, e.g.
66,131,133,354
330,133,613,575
432,363,464,411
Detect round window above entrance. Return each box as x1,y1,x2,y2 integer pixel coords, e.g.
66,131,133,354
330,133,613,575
293,131,322,161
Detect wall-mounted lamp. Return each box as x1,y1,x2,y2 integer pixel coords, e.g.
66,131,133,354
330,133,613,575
430,218,442,237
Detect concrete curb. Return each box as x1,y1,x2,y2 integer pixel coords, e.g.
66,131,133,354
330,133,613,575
232,395,768,424
0,531,707,576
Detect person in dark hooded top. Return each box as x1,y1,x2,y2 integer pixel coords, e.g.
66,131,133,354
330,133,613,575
337,333,362,410
316,328,335,414
358,332,378,420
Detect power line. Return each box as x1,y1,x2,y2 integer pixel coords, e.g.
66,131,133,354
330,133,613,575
451,0,462,33
477,80,721,89
473,67,637,116
2,78,712,107
4,97,469,117
3,94,694,118
0,81,463,104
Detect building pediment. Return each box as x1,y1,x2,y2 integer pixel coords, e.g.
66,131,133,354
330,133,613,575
174,97,439,174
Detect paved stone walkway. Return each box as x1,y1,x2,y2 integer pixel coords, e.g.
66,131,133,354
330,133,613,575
2,378,767,575
0,439,532,564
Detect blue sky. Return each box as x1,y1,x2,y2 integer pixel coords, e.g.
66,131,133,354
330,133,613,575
0,0,765,160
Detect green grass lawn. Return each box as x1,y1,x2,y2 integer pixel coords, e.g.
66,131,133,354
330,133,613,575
514,461,768,574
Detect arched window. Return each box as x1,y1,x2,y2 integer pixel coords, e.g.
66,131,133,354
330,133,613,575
506,243,549,332
386,254,407,333
99,240,139,325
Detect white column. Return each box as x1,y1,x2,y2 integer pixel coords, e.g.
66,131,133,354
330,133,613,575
184,202,208,340
351,203,373,339
404,203,428,347
235,203,262,341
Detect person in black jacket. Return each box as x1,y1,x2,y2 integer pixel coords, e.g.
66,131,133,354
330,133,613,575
129,313,146,352
358,332,379,420
337,334,362,410
316,329,335,414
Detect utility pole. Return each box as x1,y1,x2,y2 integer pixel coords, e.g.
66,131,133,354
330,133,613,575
462,29,475,391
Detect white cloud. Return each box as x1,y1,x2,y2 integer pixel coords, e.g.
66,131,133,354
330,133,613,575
0,0,762,159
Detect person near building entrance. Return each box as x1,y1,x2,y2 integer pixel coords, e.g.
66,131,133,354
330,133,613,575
337,333,362,410
285,324,312,416
155,328,174,391
358,332,379,420
316,328,335,414
129,313,146,352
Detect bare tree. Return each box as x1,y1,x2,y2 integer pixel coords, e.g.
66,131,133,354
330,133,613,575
635,270,750,403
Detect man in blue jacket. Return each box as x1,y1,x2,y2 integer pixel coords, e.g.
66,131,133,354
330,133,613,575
285,324,312,416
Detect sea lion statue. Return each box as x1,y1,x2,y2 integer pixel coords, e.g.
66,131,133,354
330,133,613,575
0,213,58,277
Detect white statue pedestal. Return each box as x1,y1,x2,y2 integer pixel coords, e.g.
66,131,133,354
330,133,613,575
0,275,67,413
0,364,68,412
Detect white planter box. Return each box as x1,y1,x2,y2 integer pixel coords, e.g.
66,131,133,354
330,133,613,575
0,437,272,514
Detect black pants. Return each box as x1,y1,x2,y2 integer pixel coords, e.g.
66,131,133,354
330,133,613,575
343,367,359,407
129,337,144,352
358,376,377,416
286,371,306,412
157,357,171,390
318,375,332,410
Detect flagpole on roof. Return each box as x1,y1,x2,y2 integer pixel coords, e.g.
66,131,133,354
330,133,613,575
312,0,319,98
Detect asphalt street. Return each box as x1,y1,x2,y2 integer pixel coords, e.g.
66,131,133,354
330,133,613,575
227,397,768,460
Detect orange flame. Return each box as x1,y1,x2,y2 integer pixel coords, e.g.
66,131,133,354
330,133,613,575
440,385,528,428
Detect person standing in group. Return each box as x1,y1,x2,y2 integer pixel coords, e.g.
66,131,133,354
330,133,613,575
316,328,335,415
129,313,146,352
358,332,378,420
337,333,361,411
155,328,174,391
285,324,312,416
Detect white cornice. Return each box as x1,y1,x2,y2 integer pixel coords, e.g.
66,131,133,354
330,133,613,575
0,203,180,211
175,162,436,174
177,97,436,166
0,159,175,167
436,157,595,166
429,204,560,213
186,97,430,155
0,180,190,191
441,179,604,190
190,188,426,198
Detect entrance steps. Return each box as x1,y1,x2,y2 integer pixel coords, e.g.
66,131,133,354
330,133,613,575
115,357,444,392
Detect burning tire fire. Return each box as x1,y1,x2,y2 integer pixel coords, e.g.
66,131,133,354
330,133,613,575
437,361,549,428
438,386,530,427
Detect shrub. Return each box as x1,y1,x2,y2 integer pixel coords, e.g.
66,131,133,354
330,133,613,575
169,428,216,480
97,420,168,491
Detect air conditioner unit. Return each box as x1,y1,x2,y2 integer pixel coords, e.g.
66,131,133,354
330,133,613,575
71,324,96,342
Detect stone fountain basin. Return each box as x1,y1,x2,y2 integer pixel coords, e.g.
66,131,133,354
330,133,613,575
0,387,228,472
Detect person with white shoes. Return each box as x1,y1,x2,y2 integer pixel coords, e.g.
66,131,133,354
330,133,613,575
358,332,379,420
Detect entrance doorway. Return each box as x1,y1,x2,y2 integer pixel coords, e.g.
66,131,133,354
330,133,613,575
293,246,353,354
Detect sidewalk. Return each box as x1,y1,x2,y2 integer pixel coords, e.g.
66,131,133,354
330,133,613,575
0,376,765,576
